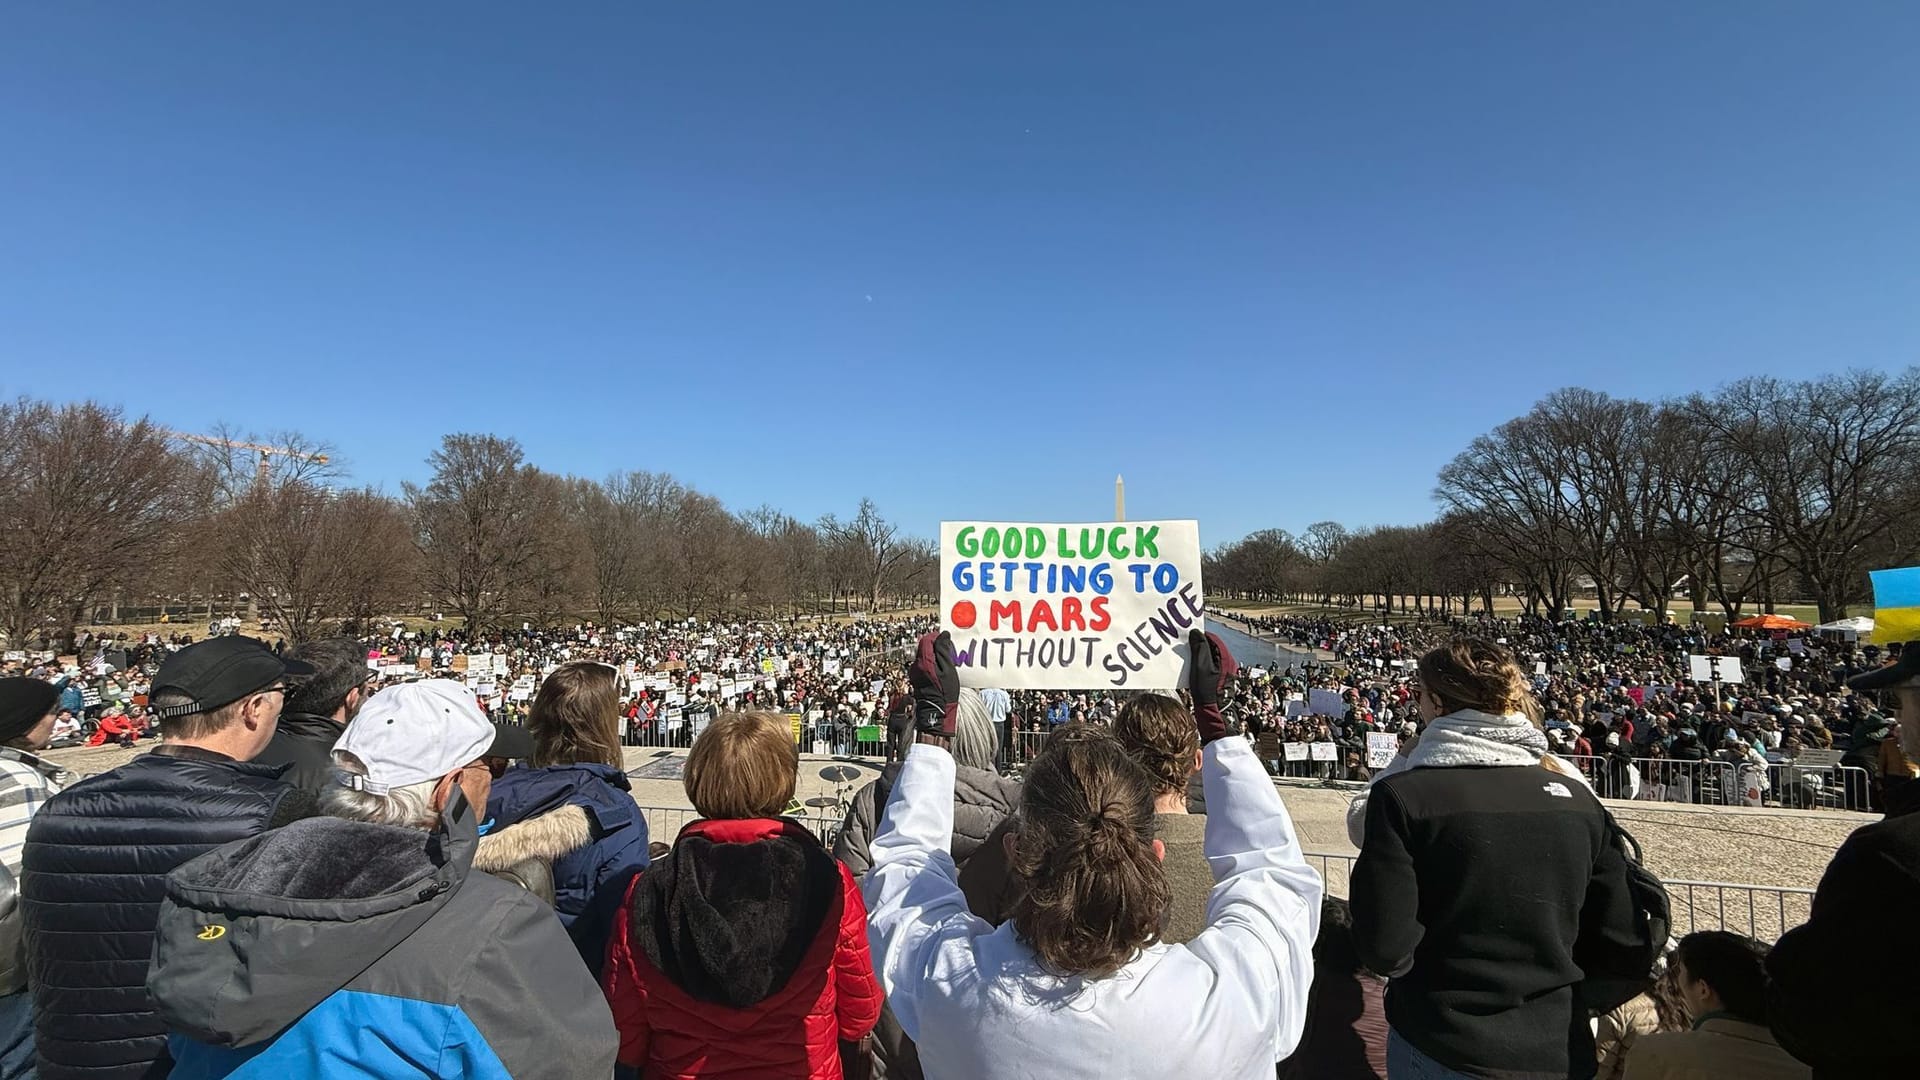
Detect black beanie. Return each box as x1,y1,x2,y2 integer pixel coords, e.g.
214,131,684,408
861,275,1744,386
0,677,60,745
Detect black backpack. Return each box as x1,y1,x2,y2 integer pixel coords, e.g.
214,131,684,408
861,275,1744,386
1577,808,1673,1013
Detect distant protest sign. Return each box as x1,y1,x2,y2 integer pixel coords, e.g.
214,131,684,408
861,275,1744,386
1308,688,1347,717
1688,655,1745,684
1366,732,1399,769
940,520,1202,690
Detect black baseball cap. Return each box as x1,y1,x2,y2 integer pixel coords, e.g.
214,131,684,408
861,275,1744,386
151,638,315,721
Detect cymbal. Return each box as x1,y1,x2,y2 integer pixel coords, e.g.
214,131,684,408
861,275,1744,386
818,766,859,783
804,797,843,810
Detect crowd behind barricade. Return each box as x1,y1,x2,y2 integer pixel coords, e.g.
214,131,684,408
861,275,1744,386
0,615,1913,1079
1215,610,1901,812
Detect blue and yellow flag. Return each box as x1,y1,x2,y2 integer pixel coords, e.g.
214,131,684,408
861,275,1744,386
1870,566,1920,645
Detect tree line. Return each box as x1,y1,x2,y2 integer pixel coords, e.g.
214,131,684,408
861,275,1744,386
0,398,935,645
1205,368,1920,623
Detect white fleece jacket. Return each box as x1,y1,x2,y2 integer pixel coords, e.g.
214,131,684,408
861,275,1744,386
863,738,1323,1080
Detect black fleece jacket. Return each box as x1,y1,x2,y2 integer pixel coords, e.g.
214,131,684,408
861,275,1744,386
1349,765,1643,1080
253,711,346,793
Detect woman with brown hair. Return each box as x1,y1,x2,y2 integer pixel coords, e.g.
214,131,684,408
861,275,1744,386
1348,638,1652,1080
1108,692,1212,942
477,660,649,978
602,711,881,1078
864,632,1323,1079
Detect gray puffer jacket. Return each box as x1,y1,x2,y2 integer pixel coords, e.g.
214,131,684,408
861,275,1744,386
833,761,1018,882
833,761,1019,1080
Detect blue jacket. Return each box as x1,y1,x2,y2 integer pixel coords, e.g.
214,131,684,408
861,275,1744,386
481,763,648,976
148,792,616,1079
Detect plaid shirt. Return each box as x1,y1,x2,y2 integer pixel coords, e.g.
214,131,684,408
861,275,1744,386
0,747,69,878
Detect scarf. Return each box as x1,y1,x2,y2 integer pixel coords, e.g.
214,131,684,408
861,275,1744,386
1347,709,1581,848
1403,708,1550,769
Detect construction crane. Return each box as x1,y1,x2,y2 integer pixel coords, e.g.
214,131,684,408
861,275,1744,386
161,430,330,488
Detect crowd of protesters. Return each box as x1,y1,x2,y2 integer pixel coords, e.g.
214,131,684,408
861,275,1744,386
0,610,1913,1078
1202,610,1904,811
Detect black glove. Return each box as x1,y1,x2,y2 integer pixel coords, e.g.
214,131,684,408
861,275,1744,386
909,631,959,738
1189,629,1238,744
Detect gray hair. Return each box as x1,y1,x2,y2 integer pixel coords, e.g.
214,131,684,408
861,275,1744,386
952,688,998,772
318,752,439,829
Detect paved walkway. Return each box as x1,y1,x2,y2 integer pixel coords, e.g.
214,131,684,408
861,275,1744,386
48,741,1867,895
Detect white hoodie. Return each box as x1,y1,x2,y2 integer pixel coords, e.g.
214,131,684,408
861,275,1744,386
863,737,1323,1080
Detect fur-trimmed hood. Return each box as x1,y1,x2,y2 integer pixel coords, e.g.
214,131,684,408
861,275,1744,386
474,804,593,873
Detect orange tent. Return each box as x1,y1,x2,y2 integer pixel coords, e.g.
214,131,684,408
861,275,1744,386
1731,614,1813,631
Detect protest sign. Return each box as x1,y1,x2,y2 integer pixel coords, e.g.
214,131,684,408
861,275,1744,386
1283,742,1310,762
1366,732,1399,769
1741,711,1768,726
1308,688,1346,716
1775,657,1792,671
939,520,1203,690
1283,699,1306,718
1310,742,1338,762
1688,655,1745,684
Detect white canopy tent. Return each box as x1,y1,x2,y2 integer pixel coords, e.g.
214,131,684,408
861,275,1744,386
1814,616,1875,641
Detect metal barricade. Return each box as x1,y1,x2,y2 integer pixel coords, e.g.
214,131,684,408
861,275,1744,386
628,810,1819,943
636,804,842,847
1558,753,1871,811
1662,879,1816,943
1301,849,1814,942
1012,729,1052,766
1303,851,1356,901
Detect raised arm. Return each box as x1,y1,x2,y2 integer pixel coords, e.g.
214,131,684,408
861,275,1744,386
861,743,981,1041
1179,630,1325,1062
859,632,987,1041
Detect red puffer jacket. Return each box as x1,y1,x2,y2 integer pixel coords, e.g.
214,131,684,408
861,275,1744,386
604,817,882,1079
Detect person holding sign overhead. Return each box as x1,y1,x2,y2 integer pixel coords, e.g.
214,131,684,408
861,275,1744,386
863,629,1323,1079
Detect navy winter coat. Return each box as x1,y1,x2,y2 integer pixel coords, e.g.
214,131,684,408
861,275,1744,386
480,763,648,976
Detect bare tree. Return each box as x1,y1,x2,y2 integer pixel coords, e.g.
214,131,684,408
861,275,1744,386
405,434,553,630
1679,369,1920,621
215,482,420,641
822,499,924,612
0,399,202,648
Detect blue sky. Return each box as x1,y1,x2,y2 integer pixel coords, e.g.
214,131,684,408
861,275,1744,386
5,3,1917,547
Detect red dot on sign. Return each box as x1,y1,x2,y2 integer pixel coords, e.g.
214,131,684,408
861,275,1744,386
950,601,977,629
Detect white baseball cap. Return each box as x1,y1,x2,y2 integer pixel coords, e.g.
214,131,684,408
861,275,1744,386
332,679,493,795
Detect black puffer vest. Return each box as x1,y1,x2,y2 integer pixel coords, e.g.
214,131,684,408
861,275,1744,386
21,748,298,1080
